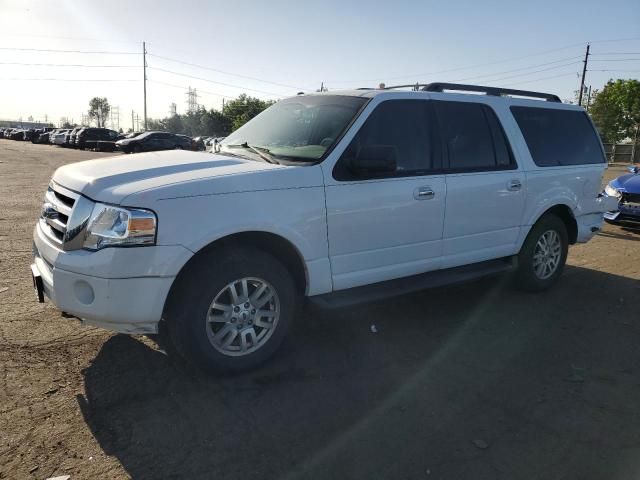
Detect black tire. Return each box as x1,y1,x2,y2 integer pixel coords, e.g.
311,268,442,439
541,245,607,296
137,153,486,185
515,214,568,292
165,247,298,372
175,145,183,150
132,144,142,154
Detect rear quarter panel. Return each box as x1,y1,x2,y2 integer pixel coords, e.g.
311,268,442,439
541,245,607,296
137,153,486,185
497,99,608,248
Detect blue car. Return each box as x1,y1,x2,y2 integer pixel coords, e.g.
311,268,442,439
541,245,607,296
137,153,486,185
604,165,640,224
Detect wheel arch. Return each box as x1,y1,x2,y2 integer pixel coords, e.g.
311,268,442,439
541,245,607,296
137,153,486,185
163,231,308,319
532,204,578,245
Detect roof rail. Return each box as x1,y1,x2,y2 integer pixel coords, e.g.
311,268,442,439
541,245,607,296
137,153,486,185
384,82,561,102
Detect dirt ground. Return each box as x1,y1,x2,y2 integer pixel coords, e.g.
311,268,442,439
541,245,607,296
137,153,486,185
0,138,639,480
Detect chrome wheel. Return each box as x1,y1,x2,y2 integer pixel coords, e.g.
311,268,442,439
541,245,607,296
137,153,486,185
532,230,562,280
206,277,280,357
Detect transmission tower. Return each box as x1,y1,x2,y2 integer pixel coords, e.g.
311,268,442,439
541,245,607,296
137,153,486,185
110,106,120,131
186,87,198,113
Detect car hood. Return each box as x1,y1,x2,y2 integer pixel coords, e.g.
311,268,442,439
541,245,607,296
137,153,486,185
52,150,320,204
612,173,640,192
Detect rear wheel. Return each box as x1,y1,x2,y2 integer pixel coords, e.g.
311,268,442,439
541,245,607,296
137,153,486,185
166,247,297,372
515,214,568,292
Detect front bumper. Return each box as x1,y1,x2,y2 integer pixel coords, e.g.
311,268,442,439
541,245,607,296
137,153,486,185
604,201,640,222
33,222,192,334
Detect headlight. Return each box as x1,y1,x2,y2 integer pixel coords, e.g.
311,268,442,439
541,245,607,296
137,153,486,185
83,203,156,250
604,183,621,198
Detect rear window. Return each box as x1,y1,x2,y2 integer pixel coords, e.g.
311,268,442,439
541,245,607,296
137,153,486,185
510,107,604,166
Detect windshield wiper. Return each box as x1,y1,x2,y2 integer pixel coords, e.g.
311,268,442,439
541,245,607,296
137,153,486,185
225,142,279,164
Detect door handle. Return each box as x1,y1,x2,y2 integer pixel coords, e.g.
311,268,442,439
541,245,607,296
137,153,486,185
508,179,522,191
414,187,435,200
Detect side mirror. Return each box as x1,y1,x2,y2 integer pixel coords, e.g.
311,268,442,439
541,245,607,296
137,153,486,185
349,145,397,174
627,165,639,174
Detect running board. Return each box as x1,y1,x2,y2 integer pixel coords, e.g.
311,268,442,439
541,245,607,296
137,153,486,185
309,256,517,309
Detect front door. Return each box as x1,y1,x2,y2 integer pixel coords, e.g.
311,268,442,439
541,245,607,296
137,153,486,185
324,99,446,291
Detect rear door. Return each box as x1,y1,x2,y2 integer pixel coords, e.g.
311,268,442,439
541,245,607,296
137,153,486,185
434,100,525,268
324,99,446,290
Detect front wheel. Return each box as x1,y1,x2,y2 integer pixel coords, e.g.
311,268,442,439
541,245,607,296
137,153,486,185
515,214,568,292
166,248,298,372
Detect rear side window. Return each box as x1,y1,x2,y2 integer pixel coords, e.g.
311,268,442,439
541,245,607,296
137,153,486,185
510,107,604,166
434,101,515,171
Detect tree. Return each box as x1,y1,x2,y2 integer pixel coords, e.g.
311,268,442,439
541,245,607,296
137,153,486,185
144,94,274,137
223,94,275,131
88,97,111,128
589,79,640,143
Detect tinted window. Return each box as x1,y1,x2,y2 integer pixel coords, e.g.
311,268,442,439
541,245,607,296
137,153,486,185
511,107,604,166
336,100,435,179
434,101,513,171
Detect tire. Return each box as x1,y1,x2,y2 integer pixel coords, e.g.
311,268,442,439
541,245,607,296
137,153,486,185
132,144,142,154
515,214,568,292
166,247,298,372
175,145,183,150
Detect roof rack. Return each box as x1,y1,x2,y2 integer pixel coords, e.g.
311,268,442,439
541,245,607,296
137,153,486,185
384,82,561,102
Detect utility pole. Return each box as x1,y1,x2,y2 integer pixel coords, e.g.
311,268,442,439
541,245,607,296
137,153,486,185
585,85,592,112
131,110,135,132
143,41,148,131
578,43,590,107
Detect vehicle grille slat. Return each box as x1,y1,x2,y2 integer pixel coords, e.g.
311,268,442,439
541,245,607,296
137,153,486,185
40,184,80,248
45,189,72,216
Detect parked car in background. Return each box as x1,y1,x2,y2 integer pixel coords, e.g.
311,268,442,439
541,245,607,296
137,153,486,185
66,127,83,147
116,131,192,153
125,131,143,139
10,129,25,140
604,165,640,225
192,136,207,151
51,129,70,145
75,127,119,150
34,128,55,144
22,129,37,142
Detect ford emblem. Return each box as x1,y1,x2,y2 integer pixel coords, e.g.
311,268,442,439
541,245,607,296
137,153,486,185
41,203,59,220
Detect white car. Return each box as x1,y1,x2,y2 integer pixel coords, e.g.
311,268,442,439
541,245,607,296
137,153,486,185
31,83,617,371
51,129,71,145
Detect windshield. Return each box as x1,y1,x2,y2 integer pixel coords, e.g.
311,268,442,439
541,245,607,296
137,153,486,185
220,95,367,162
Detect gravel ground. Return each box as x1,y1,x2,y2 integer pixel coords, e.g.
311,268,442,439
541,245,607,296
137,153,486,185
1,138,639,480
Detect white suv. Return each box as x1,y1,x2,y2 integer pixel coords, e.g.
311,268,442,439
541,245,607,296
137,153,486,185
31,83,616,371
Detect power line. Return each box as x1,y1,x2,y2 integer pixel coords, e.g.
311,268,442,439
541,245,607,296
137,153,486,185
147,79,236,99
452,60,581,84
0,62,138,67
591,52,640,55
0,47,138,54
147,53,307,91
326,42,589,84
590,58,640,62
587,69,640,73
327,37,640,85
449,56,581,82
146,66,285,97
501,71,578,87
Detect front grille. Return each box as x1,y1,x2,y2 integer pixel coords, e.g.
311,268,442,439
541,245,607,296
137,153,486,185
39,183,79,247
622,192,640,205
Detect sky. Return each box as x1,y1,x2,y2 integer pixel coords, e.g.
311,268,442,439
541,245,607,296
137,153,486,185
0,0,639,129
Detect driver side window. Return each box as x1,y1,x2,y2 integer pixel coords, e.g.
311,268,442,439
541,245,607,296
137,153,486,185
334,100,438,181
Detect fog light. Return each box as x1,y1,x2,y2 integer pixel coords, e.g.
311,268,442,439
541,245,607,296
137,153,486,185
74,280,95,305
